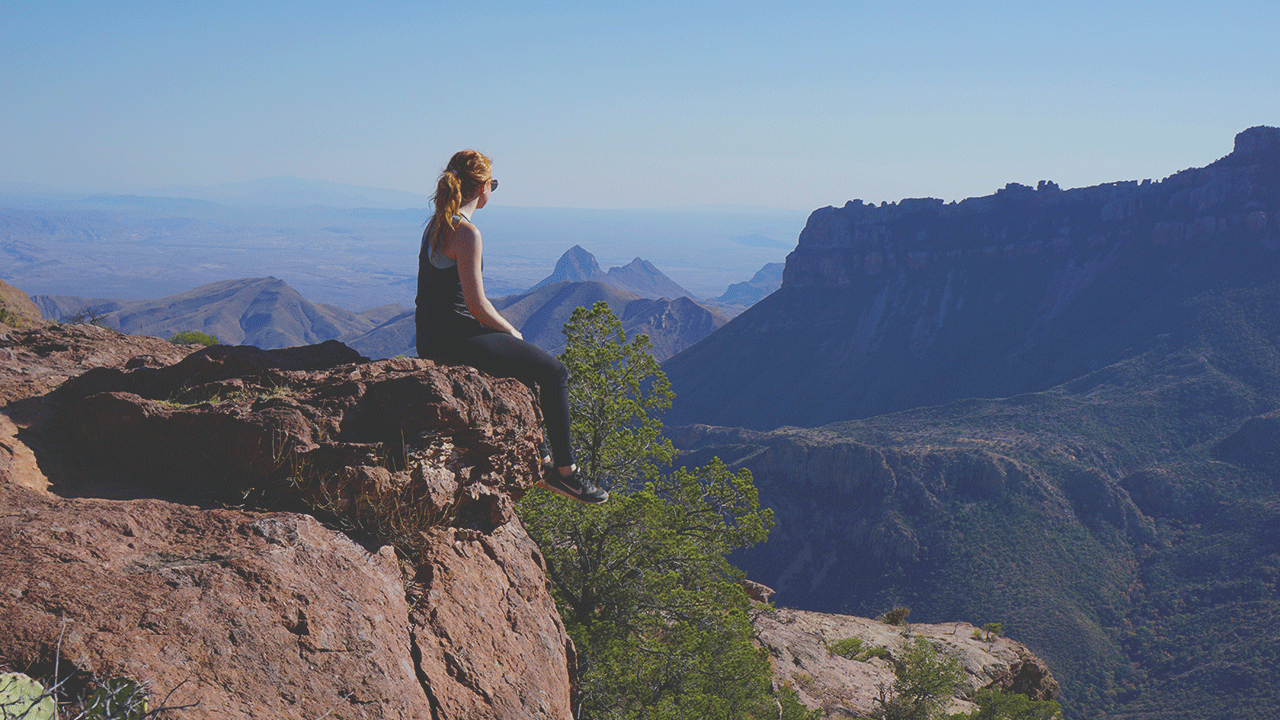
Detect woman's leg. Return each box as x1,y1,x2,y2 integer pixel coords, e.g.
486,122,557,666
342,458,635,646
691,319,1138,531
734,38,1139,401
452,331,576,469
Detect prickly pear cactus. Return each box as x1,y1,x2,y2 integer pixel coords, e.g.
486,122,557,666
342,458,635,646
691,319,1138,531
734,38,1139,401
0,672,57,720
83,678,149,720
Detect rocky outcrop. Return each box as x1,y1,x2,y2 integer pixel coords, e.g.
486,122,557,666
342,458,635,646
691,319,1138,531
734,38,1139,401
665,126,1280,430
0,323,575,719
782,126,1280,291
754,608,1058,718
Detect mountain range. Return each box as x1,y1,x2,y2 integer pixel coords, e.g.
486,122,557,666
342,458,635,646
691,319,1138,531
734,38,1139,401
35,278,383,349
666,126,1280,718
30,246,735,363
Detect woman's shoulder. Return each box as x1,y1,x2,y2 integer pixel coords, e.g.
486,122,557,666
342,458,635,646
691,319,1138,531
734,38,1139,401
448,217,481,246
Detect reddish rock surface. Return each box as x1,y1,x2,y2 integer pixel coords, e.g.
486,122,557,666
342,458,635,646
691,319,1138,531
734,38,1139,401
1,322,575,719
1,485,427,719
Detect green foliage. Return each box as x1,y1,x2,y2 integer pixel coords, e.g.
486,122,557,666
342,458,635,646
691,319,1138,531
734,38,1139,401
894,638,968,712
830,637,891,662
559,301,674,489
868,638,967,720
830,636,866,659
882,606,912,626
0,672,57,720
950,688,1062,720
82,678,149,720
518,302,784,719
522,459,777,718
981,623,1003,641
168,330,219,346
776,685,823,720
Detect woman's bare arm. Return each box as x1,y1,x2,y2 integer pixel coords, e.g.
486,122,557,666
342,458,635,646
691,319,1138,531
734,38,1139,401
449,223,522,338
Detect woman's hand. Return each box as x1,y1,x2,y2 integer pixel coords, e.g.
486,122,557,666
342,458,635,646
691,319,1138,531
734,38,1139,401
509,328,524,340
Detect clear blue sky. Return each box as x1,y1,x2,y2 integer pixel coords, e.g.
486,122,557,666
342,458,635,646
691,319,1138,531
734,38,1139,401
3,0,1277,210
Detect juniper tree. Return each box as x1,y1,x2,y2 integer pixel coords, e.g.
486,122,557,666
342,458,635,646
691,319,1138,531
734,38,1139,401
518,302,811,720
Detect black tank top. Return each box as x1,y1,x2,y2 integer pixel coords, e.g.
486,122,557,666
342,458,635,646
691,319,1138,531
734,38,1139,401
415,218,486,358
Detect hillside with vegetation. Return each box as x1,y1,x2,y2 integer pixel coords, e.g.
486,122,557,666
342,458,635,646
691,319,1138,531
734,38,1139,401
668,127,1280,718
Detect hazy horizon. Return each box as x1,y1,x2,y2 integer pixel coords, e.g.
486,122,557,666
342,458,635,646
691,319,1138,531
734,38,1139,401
0,186,807,312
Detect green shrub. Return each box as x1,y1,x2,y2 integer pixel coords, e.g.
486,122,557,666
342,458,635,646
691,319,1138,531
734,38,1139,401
83,677,150,720
951,687,1062,719
868,637,967,720
830,637,892,662
169,330,220,346
882,606,912,626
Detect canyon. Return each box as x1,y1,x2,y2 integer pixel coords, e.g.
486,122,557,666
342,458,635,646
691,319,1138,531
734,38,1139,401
665,127,1280,718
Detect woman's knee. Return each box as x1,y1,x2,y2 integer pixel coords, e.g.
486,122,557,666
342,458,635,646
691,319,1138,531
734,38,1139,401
548,356,569,384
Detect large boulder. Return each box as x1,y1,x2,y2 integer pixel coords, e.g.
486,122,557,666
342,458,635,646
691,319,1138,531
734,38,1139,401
1,326,575,719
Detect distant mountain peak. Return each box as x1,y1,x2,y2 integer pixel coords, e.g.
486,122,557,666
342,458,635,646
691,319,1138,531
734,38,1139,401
529,246,610,291
559,245,604,274
528,246,689,299
605,257,690,299
715,262,784,305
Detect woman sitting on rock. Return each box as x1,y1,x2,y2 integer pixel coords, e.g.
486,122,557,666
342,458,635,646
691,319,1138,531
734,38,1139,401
415,149,607,504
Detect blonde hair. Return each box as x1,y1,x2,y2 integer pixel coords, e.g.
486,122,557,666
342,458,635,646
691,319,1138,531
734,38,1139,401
428,149,492,252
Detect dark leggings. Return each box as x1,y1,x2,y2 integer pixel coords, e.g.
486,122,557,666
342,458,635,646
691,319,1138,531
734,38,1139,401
437,331,575,468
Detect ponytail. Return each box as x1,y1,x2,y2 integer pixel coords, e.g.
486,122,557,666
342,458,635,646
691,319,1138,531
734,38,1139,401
428,149,491,252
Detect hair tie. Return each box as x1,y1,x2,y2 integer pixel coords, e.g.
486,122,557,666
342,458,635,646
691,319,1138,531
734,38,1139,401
445,168,457,176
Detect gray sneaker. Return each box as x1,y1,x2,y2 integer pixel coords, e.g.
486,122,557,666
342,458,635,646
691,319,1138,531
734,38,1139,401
539,467,609,504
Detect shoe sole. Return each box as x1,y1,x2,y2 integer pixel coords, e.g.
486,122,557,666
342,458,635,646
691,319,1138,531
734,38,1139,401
535,479,609,505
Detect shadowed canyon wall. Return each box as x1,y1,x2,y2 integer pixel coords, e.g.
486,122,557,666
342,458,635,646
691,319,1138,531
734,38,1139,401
666,126,1280,430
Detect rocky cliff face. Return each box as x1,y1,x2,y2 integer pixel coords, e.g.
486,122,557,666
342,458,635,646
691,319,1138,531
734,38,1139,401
0,322,575,719
665,126,1280,430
